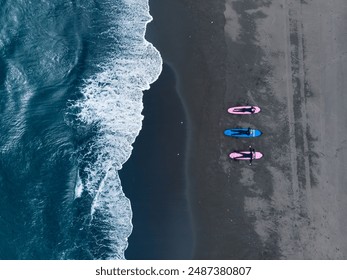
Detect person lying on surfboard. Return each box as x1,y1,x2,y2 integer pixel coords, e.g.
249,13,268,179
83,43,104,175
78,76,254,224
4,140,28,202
228,105,261,115
234,146,255,165
233,106,256,113
232,127,251,136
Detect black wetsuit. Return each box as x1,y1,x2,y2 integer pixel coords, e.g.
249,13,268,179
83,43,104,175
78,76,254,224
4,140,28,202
234,106,255,113
233,128,251,136
236,148,255,164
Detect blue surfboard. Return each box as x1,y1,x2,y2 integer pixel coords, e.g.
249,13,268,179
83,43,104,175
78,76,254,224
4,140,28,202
224,128,262,138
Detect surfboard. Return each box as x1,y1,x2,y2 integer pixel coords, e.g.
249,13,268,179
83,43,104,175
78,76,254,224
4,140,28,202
229,151,263,160
227,106,261,115
224,128,262,138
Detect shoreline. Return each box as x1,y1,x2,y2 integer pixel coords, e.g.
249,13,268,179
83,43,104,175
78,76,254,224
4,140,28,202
121,63,193,260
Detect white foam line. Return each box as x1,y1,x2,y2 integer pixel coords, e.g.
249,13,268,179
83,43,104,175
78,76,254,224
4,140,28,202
71,0,162,259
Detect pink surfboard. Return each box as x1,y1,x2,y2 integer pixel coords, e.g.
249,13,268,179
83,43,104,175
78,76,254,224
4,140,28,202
229,151,263,160
228,106,261,115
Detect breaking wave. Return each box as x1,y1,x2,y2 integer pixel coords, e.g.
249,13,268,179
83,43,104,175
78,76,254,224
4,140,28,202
69,0,162,259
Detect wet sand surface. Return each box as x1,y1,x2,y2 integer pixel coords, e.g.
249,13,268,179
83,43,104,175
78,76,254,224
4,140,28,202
146,0,347,259
122,64,193,260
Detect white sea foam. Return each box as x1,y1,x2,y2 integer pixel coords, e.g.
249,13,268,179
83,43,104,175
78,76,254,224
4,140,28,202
72,0,162,259
74,173,83,199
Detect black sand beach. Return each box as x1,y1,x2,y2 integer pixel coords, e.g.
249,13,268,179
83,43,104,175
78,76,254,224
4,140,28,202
146,0,267,259
122,64,193,260
124,0,347,259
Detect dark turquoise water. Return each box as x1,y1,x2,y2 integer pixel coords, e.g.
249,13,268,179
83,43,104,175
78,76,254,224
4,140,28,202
0,0,162,259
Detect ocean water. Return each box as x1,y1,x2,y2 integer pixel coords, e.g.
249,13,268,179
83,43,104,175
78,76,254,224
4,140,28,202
0,0,162,259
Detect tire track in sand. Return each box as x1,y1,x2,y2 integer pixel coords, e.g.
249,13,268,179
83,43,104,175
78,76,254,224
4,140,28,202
282,0,313,258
